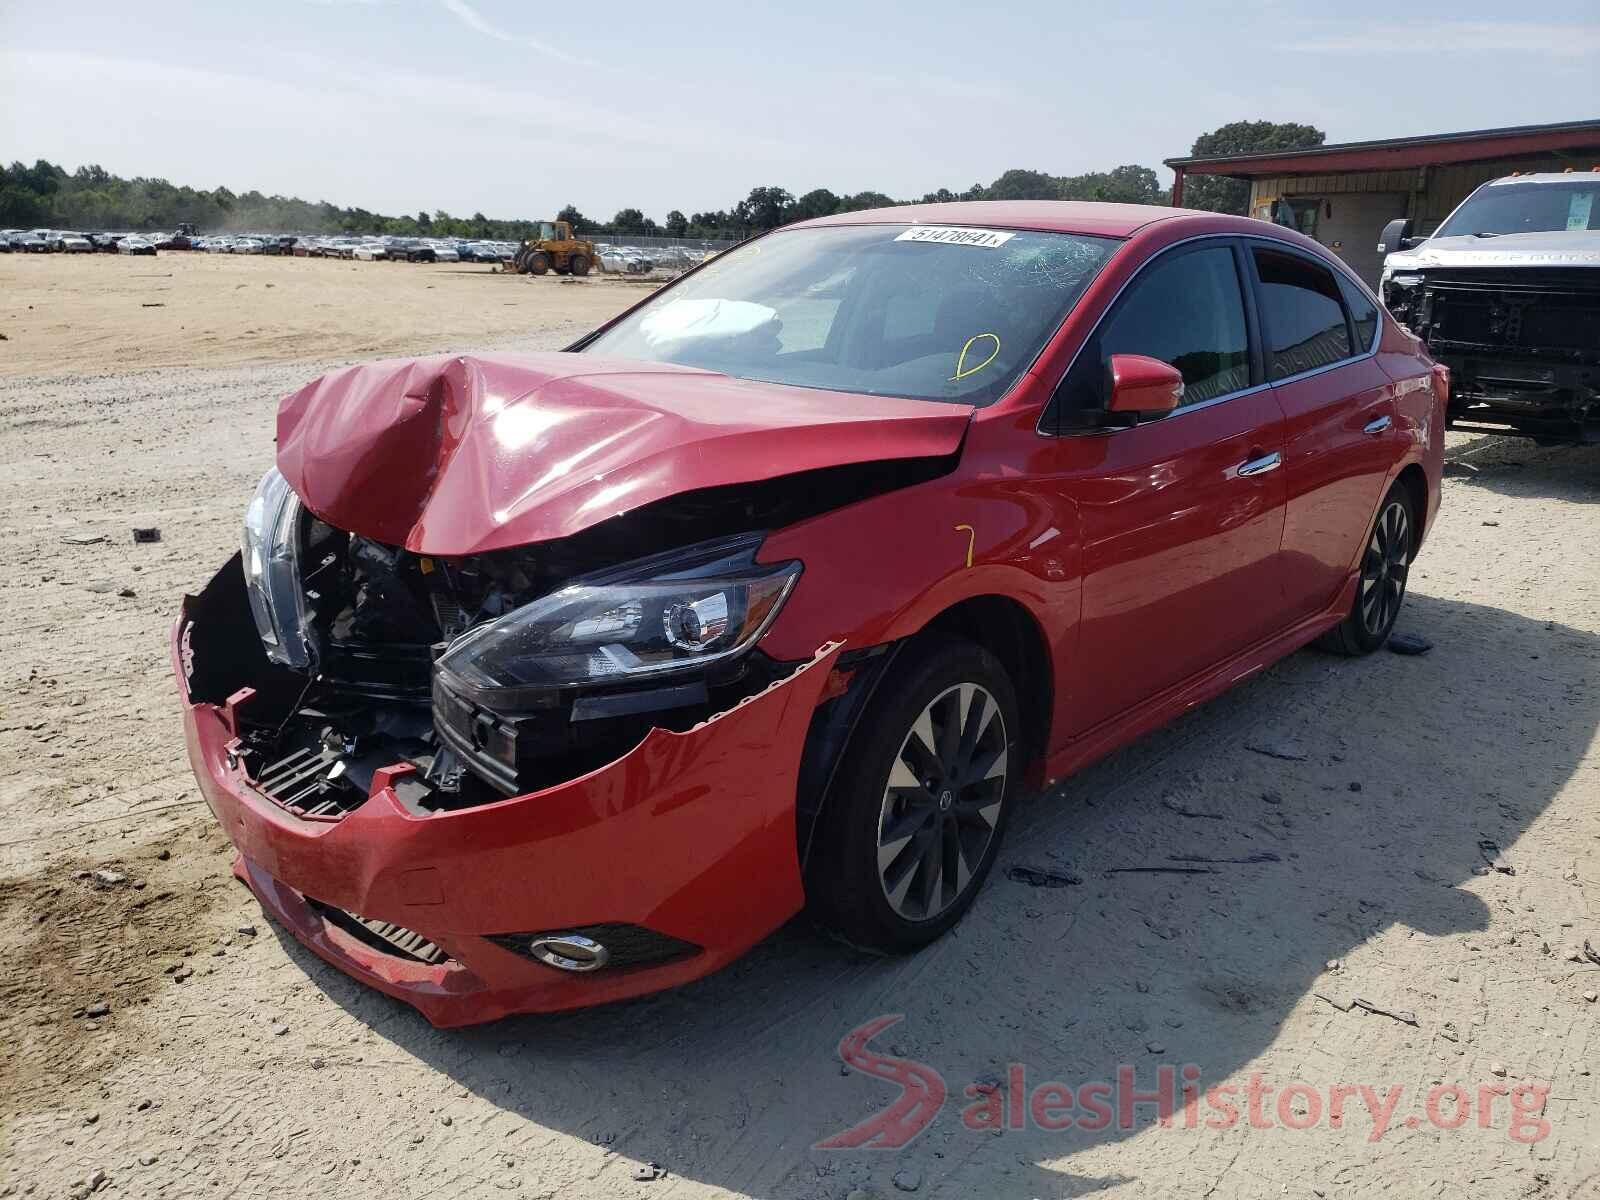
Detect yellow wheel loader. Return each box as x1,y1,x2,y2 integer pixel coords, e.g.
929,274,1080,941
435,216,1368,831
511,221,595,276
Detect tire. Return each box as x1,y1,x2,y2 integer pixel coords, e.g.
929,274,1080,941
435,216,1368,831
525,251,550,276
808,634,1019,952
569,254,590,277
1317,481,1416,655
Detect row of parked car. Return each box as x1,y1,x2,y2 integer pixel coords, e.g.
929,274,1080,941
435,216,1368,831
1,228,162,254
0,227,522,263
4,226,720,276
195,234,523,263
594,244,714,274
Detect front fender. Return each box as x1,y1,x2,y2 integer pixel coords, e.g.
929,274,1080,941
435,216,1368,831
756,467,1077,694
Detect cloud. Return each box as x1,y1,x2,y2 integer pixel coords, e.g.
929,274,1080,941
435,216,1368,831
1280,21,1600,57
437,0,589,65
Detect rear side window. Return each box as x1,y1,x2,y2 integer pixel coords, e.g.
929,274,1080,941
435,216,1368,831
1062,244,1250,411
1338,274,1379,352
1253,248,1352,379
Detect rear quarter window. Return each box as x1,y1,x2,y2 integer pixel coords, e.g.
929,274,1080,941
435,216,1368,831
1337,274,1379,353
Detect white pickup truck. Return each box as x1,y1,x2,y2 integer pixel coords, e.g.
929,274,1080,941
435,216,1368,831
1378,172,1600,444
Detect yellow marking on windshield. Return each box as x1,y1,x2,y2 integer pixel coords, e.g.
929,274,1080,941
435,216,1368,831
950,333,1000,381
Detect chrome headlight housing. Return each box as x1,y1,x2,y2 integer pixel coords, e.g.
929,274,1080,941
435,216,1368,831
436,534,800,709
241,466,315,669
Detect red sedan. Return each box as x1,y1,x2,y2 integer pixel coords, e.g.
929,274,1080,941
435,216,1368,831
174,202,1444,1025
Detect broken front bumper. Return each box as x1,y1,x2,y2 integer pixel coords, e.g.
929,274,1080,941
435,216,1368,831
172,603,841,1027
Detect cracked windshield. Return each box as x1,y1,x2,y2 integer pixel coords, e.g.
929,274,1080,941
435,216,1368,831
582,224,1115,405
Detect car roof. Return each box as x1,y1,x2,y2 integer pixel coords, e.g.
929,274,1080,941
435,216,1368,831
1487,171,1600,186
792,200,1209,239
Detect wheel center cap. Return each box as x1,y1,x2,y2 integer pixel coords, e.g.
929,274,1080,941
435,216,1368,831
938,789,954,812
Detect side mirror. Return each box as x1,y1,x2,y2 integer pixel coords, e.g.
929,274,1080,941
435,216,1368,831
1106,354,1184,417
1378,217,1415,255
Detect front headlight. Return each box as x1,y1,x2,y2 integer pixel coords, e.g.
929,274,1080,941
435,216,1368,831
241,466,315,669
436,534,801,708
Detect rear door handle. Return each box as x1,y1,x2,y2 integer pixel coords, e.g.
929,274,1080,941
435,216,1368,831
1363,415,1392,435
1236,451,1282,478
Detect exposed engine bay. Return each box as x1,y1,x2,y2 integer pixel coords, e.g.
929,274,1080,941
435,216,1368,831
1383,266,1599,443
187,454,951,818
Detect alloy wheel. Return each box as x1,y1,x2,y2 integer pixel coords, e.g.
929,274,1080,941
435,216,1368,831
1360,500,1411,637
876,683,1008,921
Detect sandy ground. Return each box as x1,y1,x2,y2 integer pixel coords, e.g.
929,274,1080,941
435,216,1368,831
1,253,1598,1200
0,250,649,377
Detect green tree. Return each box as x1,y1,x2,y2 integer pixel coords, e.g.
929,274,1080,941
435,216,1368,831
1182,120,1325,214
0,183,48,225
664,209,688,236
556,203,588,231
1058,164,1163,205
688,210,733,237
611,207,656,236
789,188,840,222
733,186,794,231
984,169,1059,201
836,190,896,213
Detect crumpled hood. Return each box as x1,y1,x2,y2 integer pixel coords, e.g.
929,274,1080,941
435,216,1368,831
1387,229,1600,272
276,352,972,556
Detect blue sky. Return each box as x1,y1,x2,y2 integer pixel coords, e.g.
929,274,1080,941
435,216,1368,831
2,0,1596,222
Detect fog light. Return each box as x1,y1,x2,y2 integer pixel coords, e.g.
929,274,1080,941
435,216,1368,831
526,933,610,972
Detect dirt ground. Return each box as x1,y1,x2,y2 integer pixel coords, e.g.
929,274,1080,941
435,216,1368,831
1,251,1598,1200
0,250,648,376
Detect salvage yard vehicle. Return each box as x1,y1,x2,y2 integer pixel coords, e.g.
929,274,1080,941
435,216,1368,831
599,246,649,275
1379,171,1600,443
175,201,1444,1026
118,236,156,256
511,220,594,275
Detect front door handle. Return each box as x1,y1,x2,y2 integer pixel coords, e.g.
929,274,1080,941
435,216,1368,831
1236,451,1282,478
1363,415,1392,435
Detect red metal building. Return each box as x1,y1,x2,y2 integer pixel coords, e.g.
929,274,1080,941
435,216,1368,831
1165,118,1600,284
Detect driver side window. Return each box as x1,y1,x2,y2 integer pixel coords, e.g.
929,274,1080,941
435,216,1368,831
1057,243,1251,419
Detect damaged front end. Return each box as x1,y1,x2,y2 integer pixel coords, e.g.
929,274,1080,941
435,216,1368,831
1384,266,1600,443
175,520,846,1023
173,351,971,1022
233,464,810,810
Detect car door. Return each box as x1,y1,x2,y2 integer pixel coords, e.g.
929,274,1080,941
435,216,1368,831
1051,239,1291,736
1247,243,1398,618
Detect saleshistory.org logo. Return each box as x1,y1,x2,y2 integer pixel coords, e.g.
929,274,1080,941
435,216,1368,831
815,1016,1552,1149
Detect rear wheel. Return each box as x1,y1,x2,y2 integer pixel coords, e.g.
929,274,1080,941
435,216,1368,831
570,254,591,277
1318,481,1415,655
808,635,1018,952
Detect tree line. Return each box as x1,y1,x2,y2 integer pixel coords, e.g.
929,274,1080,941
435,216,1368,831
0,122,1323,241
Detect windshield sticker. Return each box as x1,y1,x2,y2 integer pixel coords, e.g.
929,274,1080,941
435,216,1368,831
1568,192,1595,232
896,226,1015,249
950,333,1001,381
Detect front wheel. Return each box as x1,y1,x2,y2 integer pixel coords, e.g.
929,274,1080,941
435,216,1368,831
525,251,550,275
808,635,1018,952
1318,482,1415,655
